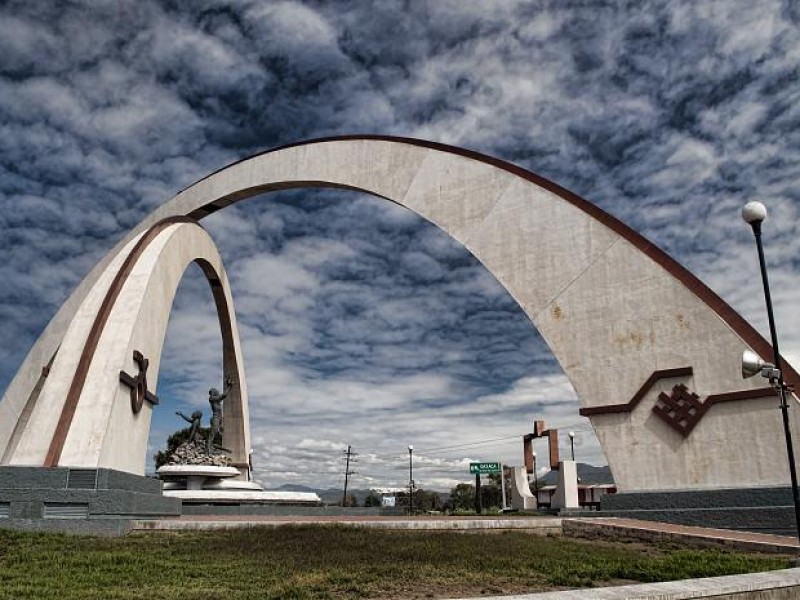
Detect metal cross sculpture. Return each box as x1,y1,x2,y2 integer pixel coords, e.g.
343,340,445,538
119,350,159,414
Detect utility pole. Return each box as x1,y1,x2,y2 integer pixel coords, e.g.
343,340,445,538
408,445,414,515
342,445,358,506
500,461,507,511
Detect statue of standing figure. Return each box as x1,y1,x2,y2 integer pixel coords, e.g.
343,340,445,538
207,375,233,454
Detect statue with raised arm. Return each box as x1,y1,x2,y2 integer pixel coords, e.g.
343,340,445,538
207,375,233,454
175,410,203,445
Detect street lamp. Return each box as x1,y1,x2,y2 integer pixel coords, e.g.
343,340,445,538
741,200,800,554
408,445,414,516
568,431,575,461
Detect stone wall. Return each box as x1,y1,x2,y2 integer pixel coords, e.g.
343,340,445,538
601,488,797,536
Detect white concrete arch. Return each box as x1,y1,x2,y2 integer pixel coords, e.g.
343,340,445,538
2,220,250,477
1,136,797,491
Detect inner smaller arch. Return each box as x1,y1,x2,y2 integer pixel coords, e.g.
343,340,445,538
150,262,227,473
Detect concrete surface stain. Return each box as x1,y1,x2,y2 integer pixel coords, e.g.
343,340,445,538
552,304,563,321
614,331,645,350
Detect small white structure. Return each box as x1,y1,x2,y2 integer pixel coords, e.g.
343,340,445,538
509,466,537,510
372,487,406,508
551,461,580,510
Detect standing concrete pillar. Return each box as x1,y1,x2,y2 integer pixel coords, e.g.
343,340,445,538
552,460,579,510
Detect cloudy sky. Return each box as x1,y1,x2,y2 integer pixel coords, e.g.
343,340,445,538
2,1,800,492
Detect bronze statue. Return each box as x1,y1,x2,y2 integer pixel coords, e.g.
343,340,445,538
175,410,203,445
207,375,233,454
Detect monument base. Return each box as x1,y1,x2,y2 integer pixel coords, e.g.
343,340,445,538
157,465,322,507
0,466,181,535
551,461,579,510
600,487,797,536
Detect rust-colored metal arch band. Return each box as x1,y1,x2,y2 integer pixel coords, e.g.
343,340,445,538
44,216,196,467
186,135,800,389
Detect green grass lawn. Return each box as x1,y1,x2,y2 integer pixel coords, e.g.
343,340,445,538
0,526,790,599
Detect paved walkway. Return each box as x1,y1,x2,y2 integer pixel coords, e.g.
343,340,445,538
445,568,800,600
564,516,799,555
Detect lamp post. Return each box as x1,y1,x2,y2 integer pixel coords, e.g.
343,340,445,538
742,200,800,553
568,431,575,461
408,445,414,516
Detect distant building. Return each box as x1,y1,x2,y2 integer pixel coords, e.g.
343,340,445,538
535,463,616,510
371,487,407,508
535,484,616,510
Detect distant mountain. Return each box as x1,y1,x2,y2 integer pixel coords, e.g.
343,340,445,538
266,485,375,505
316,487,387,505
267,484,449,507
265,468,615,505
268,483,320,493
539,463,613,486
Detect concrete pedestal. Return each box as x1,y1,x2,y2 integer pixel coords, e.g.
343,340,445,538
551,460,580,510
600,486,799,535
157,465,321,507
0,466,181,534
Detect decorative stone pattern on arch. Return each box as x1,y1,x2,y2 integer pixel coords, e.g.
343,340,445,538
580,367,775,437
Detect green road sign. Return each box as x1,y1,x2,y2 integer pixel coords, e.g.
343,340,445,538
469,462,501,474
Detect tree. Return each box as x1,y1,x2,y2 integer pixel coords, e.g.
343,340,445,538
342,494,358,507
409,488,443,512
447,483,476,512
153,427,192,469
363,492,382,507
482,474,504,510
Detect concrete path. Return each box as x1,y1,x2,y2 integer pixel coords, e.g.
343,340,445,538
564,517,800,555
444,568,800,600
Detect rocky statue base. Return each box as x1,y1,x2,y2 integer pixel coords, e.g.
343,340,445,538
166,441,233,467
157,442,321,507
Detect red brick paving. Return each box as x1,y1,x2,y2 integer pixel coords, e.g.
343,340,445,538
566,517,799,554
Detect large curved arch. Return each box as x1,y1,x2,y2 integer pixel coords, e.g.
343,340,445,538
1,136,796,491
2,220,250,477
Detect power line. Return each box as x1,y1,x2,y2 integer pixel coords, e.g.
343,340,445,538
417,435,523,454
351,419,596,461
417,422,594,456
